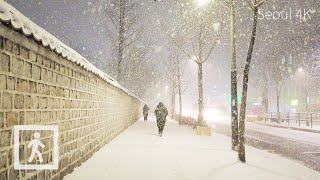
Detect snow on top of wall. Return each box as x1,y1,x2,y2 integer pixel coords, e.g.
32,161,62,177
0,1,142,102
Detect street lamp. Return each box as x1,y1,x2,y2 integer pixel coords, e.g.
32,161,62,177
298,68,304,72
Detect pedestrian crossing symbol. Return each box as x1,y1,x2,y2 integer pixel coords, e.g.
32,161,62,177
14,125,59,170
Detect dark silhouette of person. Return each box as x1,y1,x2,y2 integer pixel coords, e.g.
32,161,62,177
143,104,149,121
154,102,168,137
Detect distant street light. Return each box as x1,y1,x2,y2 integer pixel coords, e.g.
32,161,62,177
298,68,304,72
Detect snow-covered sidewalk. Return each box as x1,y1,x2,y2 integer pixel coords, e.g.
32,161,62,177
64,117,320,180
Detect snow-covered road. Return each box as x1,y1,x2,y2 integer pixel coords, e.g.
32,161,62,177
246,122,320,146
209,116,320,146
64,117,319,180
212,119,320,171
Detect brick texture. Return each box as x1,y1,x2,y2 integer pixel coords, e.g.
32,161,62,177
0,23,143,180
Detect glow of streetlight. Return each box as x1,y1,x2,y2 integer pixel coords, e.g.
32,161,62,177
165,85,169,89
196,0,209,6
298,68,304,72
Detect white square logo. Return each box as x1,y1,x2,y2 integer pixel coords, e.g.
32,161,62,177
14,125,59,170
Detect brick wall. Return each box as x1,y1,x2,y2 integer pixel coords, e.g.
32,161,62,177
0,23,143,180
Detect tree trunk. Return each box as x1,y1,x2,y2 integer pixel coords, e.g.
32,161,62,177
305,71,308,111
276,83,280,113
171,76,176,120
198,63,204,125
262,71,269,113
262,81,268,113
117,0,125,81
238,8,259,163
177,68,183,125
230,0,239,151
179,92,182,119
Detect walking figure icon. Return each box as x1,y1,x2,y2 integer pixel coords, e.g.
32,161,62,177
14,125,59,170
28,132,45,163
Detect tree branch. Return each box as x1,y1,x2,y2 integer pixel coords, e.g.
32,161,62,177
245,0,254,10
165,32,198,63
223,0,231,6
202,32,222,62
255,0,267,8
106,10,119,31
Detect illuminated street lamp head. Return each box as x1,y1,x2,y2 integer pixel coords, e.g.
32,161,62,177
298,68,304,72
165,85,169,89
196,0,209,6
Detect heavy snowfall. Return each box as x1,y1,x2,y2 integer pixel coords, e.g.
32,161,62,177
1,0,320,179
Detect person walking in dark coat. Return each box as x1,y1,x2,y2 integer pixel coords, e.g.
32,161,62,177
154,102,168,137
143,104,149,121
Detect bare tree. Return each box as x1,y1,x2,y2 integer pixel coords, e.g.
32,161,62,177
171,73,176,120
295,52,317,111
159,0,223,125
272,56,286,114
268,55,288,115
165,51,188,125
238,0,267,162
105,0,143,82
259,54,273,114
254,49,280,114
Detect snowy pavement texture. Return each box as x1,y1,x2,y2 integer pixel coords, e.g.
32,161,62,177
64,117,320,180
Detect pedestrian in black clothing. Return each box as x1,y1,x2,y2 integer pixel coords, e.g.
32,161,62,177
154,102,168,137
143,104,149,121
